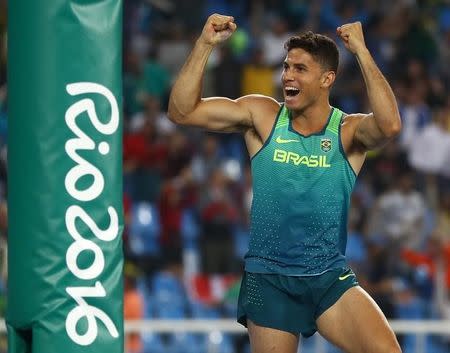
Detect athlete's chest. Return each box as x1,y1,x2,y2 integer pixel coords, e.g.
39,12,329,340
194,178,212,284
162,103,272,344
268,131,339,170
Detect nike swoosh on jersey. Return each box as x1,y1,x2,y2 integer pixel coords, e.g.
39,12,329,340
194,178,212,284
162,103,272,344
276,136,300,144
338,271,354,281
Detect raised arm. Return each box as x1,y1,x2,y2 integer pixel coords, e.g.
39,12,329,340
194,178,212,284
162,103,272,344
337,22,401,150
168,14,253,133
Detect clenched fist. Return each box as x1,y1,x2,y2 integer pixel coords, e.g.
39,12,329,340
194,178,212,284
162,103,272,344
200,14,237,46
337,22,367,55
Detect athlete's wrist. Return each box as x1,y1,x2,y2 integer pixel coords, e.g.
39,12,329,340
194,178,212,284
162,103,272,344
196,37,216,50
354,47,371,61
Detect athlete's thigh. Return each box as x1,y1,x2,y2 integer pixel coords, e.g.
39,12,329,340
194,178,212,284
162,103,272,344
316,286,401,353
247,319,299,353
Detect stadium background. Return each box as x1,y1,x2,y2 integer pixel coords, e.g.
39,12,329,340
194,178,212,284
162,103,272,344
0,0,449,352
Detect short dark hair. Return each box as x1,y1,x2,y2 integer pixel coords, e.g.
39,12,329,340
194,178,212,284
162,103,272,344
284,31,339,72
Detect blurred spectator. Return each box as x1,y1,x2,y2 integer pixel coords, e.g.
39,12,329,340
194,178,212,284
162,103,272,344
213,44,243,99
164,130,193,178
142,45,172,106
159,178,184,256
124,269,145,353
365,13,396,75
151,251,187,319
241,46,275,97
159,166,197,258
402,236,450,290
398,81,432,152
157,20,191,78
275,1,312,31
124,113,158,168
190,134,222,183
200,168,239,274
346,195,368,274
130,95,175,137
368,171,427,251
260,13,292,68
393,5,438,66
408,106,450,177
126,201,162,275
363,142,408,195
319,0,369,32
359,237,396,319
123,115,165,203
123,49,145,118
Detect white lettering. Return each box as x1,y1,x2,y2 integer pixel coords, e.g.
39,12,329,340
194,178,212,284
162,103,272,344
64,83,119,202
66,282,119,346
64,82,120,345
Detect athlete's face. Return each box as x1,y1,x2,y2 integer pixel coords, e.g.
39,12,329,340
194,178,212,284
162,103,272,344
281,48,335,111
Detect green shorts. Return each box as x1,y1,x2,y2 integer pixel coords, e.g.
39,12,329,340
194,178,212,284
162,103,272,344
237,267,358,337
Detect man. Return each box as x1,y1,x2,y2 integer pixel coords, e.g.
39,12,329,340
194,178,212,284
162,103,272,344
168,13,402,353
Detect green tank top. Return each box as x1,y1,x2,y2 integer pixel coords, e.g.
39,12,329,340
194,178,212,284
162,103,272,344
245,105,356,275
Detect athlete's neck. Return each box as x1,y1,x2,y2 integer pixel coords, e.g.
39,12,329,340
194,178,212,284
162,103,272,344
289,103,333,136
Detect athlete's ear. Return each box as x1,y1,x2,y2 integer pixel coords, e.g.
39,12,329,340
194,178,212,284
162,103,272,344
321,71,336,89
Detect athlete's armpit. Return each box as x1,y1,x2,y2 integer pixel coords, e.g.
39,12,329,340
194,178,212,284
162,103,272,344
339,114,367,175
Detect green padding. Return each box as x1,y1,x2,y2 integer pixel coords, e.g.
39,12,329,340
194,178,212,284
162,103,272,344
7,1,124,352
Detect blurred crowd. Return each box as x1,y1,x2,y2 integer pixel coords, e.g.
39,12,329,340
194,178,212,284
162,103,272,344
1,0,450,352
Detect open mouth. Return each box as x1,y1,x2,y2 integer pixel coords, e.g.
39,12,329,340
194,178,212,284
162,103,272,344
285,86,300,97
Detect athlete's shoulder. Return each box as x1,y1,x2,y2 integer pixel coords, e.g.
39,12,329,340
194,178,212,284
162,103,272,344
237,94,281,124
340,112,371,129
237,94,281,111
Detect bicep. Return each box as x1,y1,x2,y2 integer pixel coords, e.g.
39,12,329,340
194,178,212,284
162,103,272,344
184,96,253,132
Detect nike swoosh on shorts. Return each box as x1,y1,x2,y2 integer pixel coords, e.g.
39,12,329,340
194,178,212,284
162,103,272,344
338,270,354,281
